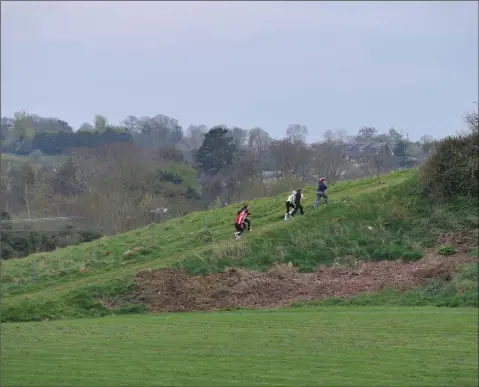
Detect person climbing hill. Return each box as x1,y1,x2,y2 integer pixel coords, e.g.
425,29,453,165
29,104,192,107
238,205,251,231
285,189,304,220
313,178,328,210
290,188,305,218
284,190,296,220
234,210,246,240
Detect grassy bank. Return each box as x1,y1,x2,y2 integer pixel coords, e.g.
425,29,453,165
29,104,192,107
1,169,477,322
174,174,477,275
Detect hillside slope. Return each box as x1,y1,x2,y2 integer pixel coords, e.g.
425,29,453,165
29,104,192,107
2,169,477,322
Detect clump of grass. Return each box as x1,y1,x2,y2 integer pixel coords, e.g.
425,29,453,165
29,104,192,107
437,245,456,256
197,229,214,243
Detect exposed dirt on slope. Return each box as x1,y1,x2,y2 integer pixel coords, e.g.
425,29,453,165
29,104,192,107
133,252,477,313
436,231,477,253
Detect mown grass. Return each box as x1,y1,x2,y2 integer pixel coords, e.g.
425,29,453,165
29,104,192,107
1,169,477,322
2,306,477,386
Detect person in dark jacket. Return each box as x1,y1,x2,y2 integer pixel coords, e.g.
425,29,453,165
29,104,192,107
290,188,305,217
313,178,328,209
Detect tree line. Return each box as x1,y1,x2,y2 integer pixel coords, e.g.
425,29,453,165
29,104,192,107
2,108,476,259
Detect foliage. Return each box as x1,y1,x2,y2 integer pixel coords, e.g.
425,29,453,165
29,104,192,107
437,245,456,256
195,126,238,175
30,128,133,155
420,133,479,200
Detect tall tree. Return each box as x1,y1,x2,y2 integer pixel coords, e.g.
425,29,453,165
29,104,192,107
52,157,85,197
464,110,478,135
13,111,35,141
185,125,207,151
286,124,308,144
196,126,237,175
357,126,377,141
121,116,139,132
248,127,271,179
229,126,248,149
388,127,403,144
94,115,108,132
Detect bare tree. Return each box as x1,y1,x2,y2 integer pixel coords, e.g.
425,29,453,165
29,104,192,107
248,127,271,181
221,149,258,202
310,141,349,182
286,124,308,144
229,126,248,149
185,124,207,150
269,139,297,178
121,115,139,132
323,129,350,144
356,126,377,142
464,110,478,135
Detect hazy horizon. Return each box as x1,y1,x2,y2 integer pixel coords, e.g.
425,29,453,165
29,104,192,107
1,1,478,141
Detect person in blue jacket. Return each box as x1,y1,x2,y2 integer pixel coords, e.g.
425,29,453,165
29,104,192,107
313,177,328,210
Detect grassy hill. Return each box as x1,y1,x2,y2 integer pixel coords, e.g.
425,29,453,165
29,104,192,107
2,167,478,387
2,169,478,322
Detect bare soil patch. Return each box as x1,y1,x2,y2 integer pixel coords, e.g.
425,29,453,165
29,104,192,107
134,253,477,313
436,231,477,253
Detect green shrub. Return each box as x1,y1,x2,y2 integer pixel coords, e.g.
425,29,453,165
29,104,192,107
420,134,479,200
437,245,456,256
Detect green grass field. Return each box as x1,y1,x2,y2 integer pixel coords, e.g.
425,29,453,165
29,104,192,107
2,307,478,386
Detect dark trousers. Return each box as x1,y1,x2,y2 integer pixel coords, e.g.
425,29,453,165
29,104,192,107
291,203,304,217
234,223,244,234
285,201,295,213
243,217,251,230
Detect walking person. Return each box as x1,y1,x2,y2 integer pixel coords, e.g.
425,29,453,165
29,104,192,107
313,178,328,210
289,188,305,218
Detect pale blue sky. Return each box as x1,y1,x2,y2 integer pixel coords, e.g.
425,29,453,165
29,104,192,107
1,1,478,141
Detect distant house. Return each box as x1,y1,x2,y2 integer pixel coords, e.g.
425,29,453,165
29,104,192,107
344,142,395,161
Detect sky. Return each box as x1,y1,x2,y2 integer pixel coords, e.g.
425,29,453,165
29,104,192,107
1,1,478,142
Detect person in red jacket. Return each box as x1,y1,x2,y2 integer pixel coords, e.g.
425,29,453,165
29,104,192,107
234,210,246,239
238,204,251,231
